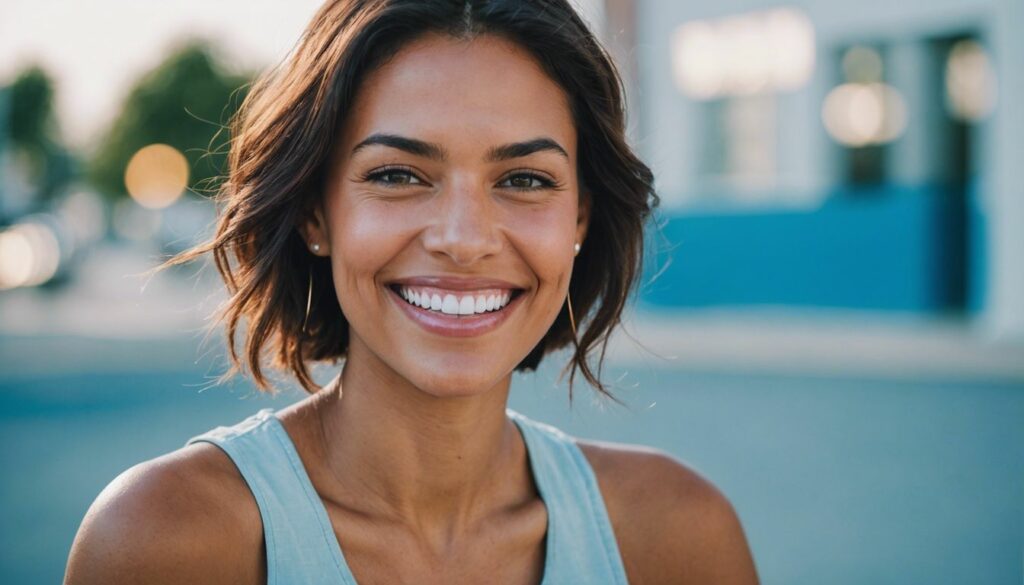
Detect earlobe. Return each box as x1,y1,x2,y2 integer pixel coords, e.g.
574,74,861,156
299,205,330,256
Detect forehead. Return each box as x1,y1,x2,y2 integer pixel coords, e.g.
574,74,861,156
338,33,576,158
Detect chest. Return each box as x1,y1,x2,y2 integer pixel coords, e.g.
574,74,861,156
308,500,550,585
336,540,545,585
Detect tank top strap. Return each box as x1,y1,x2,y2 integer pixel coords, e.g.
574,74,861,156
506,408,630,585
184,408,358,585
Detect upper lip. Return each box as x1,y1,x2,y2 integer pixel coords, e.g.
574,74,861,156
388,276,525,291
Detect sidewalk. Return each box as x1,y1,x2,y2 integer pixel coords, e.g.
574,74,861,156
1,242,219,340
610,307,1024,382
1,242,221,375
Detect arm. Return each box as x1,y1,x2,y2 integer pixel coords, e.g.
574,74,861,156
659,462,760,585
64,447,263,585
580,442,760,585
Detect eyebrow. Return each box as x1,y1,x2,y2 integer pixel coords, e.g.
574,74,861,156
350,133,569,162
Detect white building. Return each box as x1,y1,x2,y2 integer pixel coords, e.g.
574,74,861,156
600,0,1023,341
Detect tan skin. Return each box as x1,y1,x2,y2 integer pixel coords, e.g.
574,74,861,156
65,34,759,585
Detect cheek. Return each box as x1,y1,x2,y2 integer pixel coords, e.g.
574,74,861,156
328,202,412,291
505,204,578,281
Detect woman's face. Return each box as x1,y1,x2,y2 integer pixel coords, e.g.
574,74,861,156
304,33,587,397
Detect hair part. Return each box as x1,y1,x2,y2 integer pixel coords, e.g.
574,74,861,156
160,0,658,406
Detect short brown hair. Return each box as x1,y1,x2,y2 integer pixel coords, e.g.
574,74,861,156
163,0,658,404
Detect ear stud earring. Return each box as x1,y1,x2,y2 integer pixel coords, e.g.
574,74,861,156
573,242,581,256
310,243,321,253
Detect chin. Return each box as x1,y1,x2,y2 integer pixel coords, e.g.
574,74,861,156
400,353,515,398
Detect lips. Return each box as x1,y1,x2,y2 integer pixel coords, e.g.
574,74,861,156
385,277,526,337
389,275,524,290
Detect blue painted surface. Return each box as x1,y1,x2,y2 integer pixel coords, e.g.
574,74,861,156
640,184,979,313
967,174,988,314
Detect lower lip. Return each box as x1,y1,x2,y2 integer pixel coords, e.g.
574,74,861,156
387,287,525,338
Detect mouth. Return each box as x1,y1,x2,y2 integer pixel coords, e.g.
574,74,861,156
384,280,527,338
387,284,525,316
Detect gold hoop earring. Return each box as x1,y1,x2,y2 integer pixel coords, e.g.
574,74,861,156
302,267,313,334
566,292,579,348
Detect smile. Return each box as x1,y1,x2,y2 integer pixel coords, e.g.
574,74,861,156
393,285,514,315
385,280,526,338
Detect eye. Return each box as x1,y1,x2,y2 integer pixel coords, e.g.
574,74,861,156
498,172,557,191
363,166,425,187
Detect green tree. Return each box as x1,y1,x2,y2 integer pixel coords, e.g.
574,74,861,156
6,65,74,202
89,40,252,200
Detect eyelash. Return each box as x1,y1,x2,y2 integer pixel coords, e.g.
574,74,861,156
360,165,420,187
361,166,560,191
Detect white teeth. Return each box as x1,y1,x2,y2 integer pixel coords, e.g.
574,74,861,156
397,286,516,315
441,294,459,315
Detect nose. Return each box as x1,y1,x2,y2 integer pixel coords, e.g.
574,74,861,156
421,178,503,266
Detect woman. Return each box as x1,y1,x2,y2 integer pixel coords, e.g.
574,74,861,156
66,1,759,583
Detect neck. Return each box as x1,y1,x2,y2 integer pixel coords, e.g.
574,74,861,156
312,340,524,546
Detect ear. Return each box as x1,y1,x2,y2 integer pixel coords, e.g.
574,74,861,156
297,203,330,256
575,190,591,249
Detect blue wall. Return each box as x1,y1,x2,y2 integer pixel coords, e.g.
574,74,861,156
967,175,988,314
640,184,979,313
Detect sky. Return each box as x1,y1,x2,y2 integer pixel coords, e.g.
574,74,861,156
0,0,325,147
1,0,604,149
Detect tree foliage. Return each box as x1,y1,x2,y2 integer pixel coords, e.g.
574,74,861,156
6,65,74,202
9,66,55,152
88,40,252,200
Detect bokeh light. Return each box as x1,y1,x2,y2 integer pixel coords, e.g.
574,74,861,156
0,221,62,290
671,7,815,100
822,82,908,147
671,20,722,100
945,39,997,122
123,143,189,209
765,8,817,91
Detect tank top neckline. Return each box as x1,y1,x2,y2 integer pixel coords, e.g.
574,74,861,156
258,407,555,585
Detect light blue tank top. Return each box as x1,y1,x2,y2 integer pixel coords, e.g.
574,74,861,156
184,407,629,585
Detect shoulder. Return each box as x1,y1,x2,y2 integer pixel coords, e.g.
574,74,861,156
575,439,759,585
65,442,264,585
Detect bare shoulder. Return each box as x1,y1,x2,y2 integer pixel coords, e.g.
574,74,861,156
575,439,760,585
64,442,264,585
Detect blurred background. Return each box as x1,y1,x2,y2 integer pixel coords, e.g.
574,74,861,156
1,0,1021,583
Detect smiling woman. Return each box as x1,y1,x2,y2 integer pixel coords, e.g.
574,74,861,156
64,1,758,584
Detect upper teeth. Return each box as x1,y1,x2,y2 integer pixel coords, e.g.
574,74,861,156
398,287,513,315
